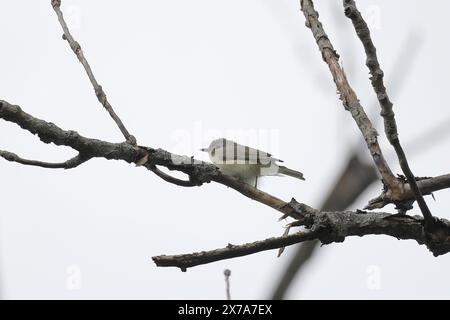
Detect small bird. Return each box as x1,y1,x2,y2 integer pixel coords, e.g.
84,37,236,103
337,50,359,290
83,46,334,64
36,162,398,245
200,138,305,187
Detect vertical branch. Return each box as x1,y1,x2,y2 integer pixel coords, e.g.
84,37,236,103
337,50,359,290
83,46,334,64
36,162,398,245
299,0,399,192
224,269,231,300
51,0,136,145
343,0,435,227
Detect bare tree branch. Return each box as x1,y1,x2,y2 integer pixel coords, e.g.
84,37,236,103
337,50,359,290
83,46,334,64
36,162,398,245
0,100,304,220
0,101,139,163
51,0,136,145
1,1,449,273
270,28,429,300
153,230,319,271
152,207,450,271
2,99,450,269
149,166,199,187
271,163,450,299
0,150,89,169
300,0,399,193
343,0,435,228
268,2,444,298
366,174,450,210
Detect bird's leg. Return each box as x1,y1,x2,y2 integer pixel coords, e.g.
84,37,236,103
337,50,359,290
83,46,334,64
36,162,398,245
254,175,258,188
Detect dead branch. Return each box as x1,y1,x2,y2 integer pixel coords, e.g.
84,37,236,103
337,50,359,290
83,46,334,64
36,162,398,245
152,207,450,270
343,0,434,228
301,0,399,192
0,150,89,169
0,0,449,272
0,100,303,220
51,0,136,145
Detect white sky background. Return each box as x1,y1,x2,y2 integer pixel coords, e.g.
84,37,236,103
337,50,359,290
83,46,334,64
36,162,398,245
0,0,449,299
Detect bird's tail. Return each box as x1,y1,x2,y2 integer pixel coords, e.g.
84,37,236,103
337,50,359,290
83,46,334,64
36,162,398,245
278,166,305,180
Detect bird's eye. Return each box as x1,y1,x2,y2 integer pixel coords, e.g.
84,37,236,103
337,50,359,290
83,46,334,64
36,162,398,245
211,148,216,156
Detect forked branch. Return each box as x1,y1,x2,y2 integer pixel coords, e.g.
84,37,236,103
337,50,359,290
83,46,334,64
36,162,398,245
342,0,435,228
0,0,449,271
153,208,450,270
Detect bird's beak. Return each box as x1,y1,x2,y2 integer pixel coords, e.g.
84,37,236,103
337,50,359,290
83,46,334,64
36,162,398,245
200,148,208,152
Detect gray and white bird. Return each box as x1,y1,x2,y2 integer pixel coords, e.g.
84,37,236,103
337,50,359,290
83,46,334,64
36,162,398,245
200,138,304,186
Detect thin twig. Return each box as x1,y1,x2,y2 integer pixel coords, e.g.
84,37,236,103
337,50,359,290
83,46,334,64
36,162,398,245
50,0,136,145
0,150,89,169
224,269,231,300
343,0,435,228
149,166,198,187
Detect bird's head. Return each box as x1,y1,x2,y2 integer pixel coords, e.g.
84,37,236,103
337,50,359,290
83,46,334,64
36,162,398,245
200,138,227,158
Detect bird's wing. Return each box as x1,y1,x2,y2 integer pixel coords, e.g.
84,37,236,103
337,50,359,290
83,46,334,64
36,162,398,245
221,140,283,164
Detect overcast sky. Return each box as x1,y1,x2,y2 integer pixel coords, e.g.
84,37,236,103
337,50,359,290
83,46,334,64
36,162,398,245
1,0,450,299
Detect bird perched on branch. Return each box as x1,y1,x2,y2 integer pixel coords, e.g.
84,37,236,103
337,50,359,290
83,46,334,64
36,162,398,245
201,138,305,187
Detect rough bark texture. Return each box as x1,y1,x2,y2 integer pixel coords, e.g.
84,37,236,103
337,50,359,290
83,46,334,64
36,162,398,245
271,154,378,299
2,99,450,271
300,0,399,191
343,0,434,226
1,0,449,273
0,100,304,220
153,207,450,271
